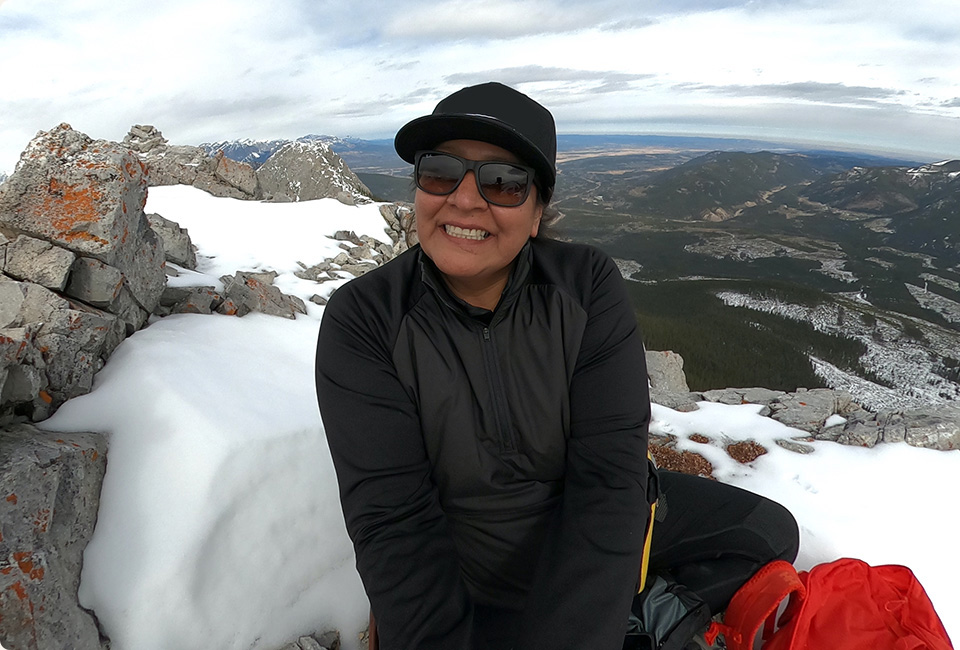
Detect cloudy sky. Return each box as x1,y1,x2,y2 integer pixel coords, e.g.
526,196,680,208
1,0,959,172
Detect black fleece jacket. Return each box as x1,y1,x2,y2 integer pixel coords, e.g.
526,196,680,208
315,237,651,649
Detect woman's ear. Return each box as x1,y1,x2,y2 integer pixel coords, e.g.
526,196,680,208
530,200,544,238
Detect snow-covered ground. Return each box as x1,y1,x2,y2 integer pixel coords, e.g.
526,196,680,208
41,186,958,649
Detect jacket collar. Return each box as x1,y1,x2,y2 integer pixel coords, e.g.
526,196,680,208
418,241,533,324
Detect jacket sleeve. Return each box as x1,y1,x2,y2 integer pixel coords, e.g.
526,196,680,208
516,251,651,650
315,284,475,650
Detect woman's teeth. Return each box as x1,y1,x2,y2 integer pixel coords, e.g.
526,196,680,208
444,225,490,240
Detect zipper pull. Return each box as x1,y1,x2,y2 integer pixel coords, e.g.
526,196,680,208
482,327,491,341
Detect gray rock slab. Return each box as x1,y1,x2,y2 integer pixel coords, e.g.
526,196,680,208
770,388,852,433
901,406,960,451
147,213,197,269
701,388,746,405
1,235,75,291
645,350,691,395
0,424,107,650
65,257,124,308
775,438,816,454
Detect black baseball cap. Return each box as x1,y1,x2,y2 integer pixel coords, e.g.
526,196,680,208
395,82,557,202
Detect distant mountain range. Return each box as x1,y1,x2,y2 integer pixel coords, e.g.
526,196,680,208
199,132,959,404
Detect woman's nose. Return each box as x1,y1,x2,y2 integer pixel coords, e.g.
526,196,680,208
446,170,487,209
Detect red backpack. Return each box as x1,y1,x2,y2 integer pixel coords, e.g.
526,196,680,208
708,558,954,650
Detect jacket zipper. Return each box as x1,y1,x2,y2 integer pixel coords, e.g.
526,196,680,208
481,326,518,454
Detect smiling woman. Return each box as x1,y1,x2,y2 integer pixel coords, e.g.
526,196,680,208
314,82,799,650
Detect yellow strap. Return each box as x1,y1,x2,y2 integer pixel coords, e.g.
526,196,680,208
638,499,657,593
638,452,658,593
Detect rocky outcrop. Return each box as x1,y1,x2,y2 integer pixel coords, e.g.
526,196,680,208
652,363,960,452
0,424,108,650
124,125,262,200
0,124,167,421
257,141,372,205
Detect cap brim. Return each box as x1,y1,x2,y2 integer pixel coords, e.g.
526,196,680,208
395,113,555,197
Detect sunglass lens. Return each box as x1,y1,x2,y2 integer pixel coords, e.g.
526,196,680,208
417,154,464,195
478,163,529,206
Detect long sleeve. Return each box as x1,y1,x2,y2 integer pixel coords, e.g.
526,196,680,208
315,283,475,650
517,252,651,650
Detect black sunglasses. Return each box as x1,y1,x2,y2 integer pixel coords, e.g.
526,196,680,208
414,151,536,207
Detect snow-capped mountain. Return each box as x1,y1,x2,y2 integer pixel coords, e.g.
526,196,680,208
256,139,372,204
201,135,369,171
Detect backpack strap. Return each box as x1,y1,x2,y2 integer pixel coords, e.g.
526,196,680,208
637,454,660,593
706,560,806,650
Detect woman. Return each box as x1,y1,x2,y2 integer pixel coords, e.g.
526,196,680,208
315,82,799,650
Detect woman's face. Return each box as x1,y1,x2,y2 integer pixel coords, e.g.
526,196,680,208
415,139,543,295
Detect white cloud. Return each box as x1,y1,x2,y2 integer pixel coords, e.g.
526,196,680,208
0,0,958,172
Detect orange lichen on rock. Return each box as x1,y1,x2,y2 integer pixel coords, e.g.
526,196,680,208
39,178,110,245
33,509,51,534
6,493,17,505
13,552,45,581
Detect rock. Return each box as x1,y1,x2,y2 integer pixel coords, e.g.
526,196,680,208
256,141,371,204
64,257,124,308
0,123,166,313
166,287,223,315
769,388,852,433
877,410,907,444
297,636,324,650
775,438,816,454
650,392,701,412
379,202,417,252
309,294,328,306
901,406,960,450
333,230,363,245
125,125,262,200
147,213,197,269
741,387,787,404
315,630,341,649
1,279,125,415
219,271,307,319
0,424,108,650
0,326,49,423
337,263,379,277
0,235,76,291
213,151,260,197
838,418,882,447
646,350,690,395
701,388,746,405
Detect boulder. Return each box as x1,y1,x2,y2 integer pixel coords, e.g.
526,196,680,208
219,271,307,319
0,424,108,650
0,123,165,314
646,350,690,395
147,213,197,269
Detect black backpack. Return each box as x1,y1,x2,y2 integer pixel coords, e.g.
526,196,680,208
622,573,712,650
